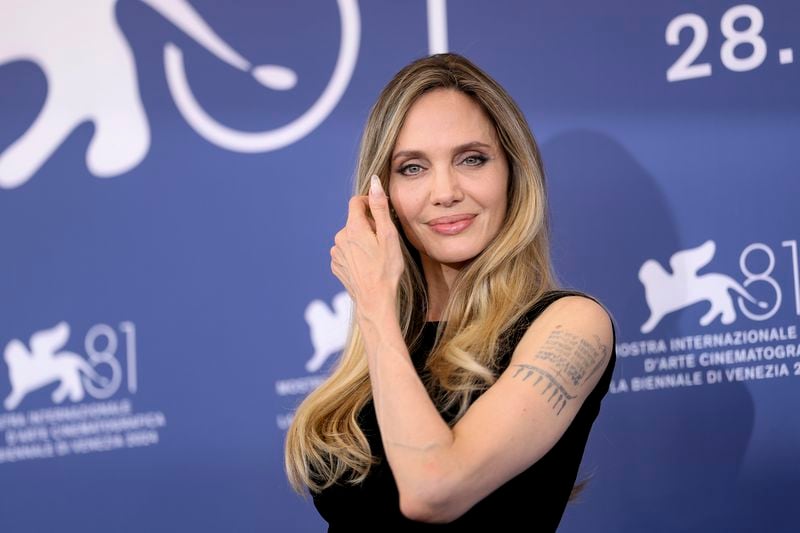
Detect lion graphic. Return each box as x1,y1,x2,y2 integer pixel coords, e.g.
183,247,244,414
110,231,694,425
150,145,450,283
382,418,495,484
0,0,297,189
3,322,108,411
638,240,768,334
304,291,353,373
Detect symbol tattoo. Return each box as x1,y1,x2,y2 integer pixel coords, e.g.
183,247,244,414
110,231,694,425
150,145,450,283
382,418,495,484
511,325,607,415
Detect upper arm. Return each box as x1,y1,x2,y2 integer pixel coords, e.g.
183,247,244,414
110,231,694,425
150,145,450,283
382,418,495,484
422,296,613,521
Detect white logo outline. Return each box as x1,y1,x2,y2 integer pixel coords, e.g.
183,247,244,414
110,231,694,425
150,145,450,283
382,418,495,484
639,240,769,334
3,322,109,411
0,0,361,189
164,0,360,153
304,291,352,373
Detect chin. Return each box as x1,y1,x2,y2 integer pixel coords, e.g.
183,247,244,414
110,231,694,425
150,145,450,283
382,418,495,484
425,247,484,267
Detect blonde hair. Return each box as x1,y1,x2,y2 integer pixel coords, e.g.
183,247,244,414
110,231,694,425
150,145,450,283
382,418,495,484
285,53,561,494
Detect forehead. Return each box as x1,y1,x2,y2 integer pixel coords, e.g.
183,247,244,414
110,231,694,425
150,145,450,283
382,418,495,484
393,89,497,152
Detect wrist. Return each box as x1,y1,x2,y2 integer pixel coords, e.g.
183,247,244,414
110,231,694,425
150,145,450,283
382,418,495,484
356,296,400,346
355,285,397,322
356,300,398,330
359,311,406,365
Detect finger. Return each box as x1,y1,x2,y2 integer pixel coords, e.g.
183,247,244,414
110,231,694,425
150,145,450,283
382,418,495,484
330,247,342,272
331,244,349,272
349,198,376,233
368,175,394,239
346,196,372,234
330,259,350,292
334,229,345,248
330,244,344,268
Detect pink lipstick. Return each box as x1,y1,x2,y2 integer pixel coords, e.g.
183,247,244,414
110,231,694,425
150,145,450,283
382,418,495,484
427,214,476,235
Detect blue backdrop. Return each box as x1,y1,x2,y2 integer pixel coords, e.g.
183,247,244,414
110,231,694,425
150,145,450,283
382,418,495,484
1,1,798,531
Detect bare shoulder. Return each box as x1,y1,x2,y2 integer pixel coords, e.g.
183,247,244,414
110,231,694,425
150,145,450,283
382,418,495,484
541,294,614,336
521,294,613,341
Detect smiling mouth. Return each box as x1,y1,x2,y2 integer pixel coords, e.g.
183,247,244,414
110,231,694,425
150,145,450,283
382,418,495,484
426,214,476,225
427,215,476,235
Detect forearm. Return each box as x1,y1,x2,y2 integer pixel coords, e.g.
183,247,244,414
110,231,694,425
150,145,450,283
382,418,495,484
358,305,456,508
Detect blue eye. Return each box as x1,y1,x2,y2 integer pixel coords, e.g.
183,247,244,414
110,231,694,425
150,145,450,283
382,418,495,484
462,154,488,166
399,163,424,176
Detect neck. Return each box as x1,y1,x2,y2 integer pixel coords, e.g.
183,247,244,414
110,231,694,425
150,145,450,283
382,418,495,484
420,256,465,321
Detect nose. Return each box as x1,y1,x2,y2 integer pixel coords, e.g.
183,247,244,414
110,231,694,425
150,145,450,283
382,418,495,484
429,167,464,207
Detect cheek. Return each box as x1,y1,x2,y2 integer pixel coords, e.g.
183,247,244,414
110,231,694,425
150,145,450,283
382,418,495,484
492,168,510,218
496,191,509,221
387,190,415,235
393,210,417,241
473,179,508,214
388,185,419,222
481,179,509,233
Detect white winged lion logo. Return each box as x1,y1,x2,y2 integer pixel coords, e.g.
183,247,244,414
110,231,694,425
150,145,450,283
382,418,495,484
638,240,768,334
3,322,109,411
0,0,360,189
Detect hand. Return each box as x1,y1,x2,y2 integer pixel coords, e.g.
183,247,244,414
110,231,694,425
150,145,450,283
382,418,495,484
330,175,405,320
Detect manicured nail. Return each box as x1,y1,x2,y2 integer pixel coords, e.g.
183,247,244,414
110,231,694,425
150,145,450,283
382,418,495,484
370,175,382,197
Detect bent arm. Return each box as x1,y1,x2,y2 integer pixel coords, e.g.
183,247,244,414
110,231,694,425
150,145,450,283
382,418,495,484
359,295,613,523
357,302,456,519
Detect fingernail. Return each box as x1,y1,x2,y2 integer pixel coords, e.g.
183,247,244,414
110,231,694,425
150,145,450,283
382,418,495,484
369,175,382,197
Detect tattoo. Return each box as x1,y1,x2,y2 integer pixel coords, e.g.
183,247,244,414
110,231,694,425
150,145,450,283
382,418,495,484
511,365,575,415
511,325,608,415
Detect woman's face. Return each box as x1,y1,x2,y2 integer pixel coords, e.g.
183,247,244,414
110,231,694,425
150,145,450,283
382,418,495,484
388,89,509,270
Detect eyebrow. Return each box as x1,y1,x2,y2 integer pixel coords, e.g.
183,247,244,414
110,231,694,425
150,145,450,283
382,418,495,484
391,141,493,161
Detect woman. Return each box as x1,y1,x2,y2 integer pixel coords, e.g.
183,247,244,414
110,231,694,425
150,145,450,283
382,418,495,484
285,53,616,531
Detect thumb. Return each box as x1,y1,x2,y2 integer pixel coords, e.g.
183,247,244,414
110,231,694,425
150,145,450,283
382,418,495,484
368,175,393,236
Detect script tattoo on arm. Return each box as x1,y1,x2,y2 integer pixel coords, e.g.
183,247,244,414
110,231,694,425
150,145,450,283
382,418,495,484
510,325,608,415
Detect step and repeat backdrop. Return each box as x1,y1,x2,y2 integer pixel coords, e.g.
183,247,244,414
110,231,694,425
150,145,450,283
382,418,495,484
1,1,798,531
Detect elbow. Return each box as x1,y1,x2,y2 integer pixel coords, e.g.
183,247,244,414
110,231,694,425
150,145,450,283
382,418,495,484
399,493,437,523
398,479,464,524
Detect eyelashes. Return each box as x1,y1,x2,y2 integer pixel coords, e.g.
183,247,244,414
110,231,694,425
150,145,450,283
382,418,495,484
396,154,489,176
398,163,424,176
462,154,488,167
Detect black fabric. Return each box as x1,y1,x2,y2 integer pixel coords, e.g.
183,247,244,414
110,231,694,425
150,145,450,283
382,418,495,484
312,290,617,531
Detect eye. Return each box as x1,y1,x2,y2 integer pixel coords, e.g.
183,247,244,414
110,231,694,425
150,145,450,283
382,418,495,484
461,154,488,167
398,163,424,176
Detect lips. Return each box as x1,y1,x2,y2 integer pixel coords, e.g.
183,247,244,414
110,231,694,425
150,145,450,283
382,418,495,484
427,214,476,235
426,214,476,225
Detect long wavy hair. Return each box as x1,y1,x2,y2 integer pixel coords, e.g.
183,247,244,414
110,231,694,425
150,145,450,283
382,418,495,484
285,53,562,495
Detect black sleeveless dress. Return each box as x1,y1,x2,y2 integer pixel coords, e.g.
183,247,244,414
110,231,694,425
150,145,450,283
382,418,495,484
312,290,617,531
